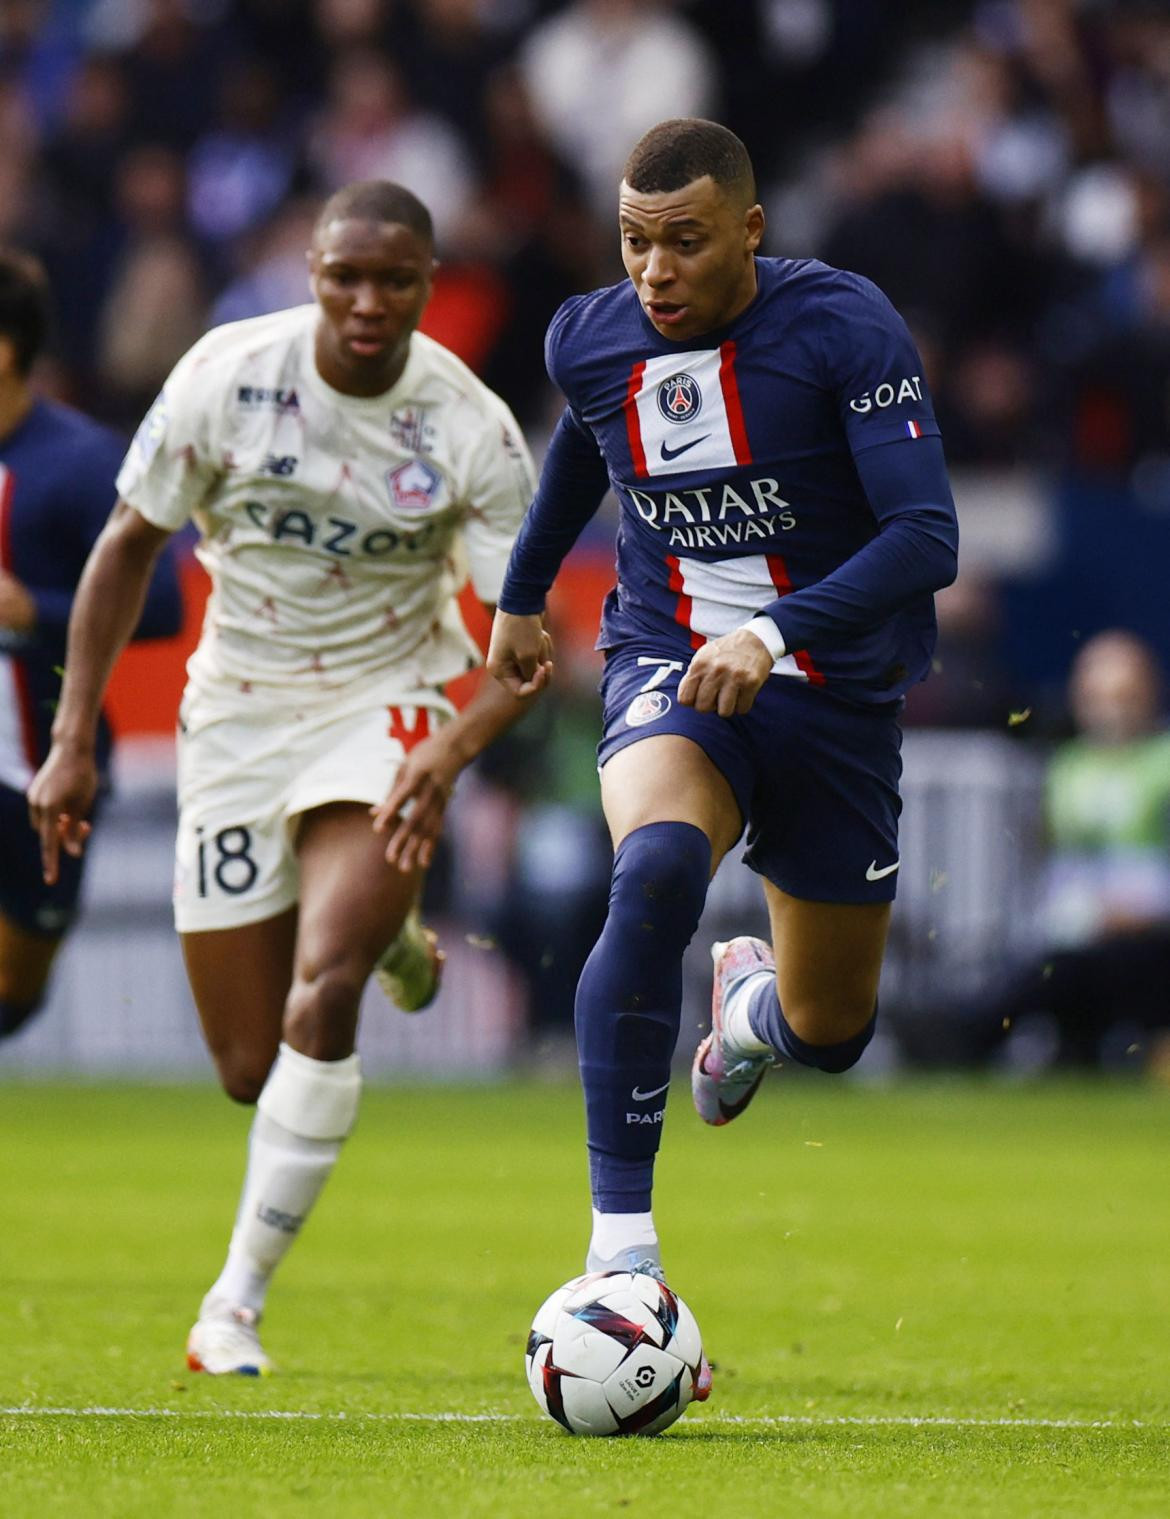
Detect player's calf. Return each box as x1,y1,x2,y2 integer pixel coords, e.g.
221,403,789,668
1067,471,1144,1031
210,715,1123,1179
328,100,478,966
576,820,711,1262
190,1042,362,1370
750,981,876,1073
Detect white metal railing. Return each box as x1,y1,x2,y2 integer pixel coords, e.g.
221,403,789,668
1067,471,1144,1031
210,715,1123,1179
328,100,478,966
1,731,1046,1076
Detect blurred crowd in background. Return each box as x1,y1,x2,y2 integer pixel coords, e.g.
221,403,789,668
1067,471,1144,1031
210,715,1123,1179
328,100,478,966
4,0,1170,1069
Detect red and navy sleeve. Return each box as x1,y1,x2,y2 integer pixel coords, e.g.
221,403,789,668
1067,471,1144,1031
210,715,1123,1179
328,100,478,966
759,274,958,657
497,298,613,616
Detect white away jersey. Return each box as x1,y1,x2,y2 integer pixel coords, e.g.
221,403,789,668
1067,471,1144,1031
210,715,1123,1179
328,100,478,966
117,306,534,697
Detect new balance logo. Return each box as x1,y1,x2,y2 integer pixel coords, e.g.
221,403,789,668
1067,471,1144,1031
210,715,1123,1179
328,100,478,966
660,435,708,462
631,1081,670,1102
865,859,900,882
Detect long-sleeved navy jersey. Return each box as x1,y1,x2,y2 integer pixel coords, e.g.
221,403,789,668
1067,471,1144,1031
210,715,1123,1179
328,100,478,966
0,398,183,788
499,257,959,704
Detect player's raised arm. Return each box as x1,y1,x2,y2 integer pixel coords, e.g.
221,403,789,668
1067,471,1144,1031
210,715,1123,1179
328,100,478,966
487,404,611,695
373,605,553,871
27,501,173,883
374,389,553,870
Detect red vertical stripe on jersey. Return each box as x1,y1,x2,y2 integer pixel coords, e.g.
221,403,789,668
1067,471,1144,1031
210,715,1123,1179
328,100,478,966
765,553,825,686
666,554,705,651
624,361,649,478
0,467,39,765
718,342,753,465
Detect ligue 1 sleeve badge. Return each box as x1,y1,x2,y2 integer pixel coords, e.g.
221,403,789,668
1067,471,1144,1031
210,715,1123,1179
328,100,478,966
625,690,672,727
386,458,442,512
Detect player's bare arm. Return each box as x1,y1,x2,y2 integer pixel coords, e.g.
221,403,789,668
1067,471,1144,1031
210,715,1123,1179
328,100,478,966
27,500,172,883
678,627,775,718
374,608,553,872
485,609,554,698
0,567,36,633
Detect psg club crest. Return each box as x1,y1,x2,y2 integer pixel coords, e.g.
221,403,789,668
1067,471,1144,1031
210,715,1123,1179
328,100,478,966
625,691,672,727
656,373,702,424
386,458,442,512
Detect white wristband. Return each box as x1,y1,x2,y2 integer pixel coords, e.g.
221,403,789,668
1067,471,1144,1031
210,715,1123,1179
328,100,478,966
743,614,787,662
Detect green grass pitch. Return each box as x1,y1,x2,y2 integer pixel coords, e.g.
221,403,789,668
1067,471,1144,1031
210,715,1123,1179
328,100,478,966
2,1076,1168,1517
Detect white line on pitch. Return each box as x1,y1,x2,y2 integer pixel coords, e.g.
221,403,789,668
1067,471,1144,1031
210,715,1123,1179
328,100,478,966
0,1408,1159,1431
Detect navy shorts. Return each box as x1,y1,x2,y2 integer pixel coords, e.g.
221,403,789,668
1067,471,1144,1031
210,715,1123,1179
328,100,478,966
0,780,94,937
597,644,903,904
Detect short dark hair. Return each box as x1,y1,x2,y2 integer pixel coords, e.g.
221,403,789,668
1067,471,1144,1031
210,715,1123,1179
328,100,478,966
0,248,50,375
313,180,434,246
623,119,756,205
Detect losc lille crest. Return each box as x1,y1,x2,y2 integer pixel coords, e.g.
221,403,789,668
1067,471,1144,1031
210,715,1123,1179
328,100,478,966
386,458,442,512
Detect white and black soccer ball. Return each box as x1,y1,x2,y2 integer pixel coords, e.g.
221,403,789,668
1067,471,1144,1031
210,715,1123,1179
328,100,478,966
525,1271,705,1436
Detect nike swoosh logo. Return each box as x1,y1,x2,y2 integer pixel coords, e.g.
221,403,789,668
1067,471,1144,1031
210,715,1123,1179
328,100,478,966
631,1082,670,1102
660,435,709,462
866,860,900,881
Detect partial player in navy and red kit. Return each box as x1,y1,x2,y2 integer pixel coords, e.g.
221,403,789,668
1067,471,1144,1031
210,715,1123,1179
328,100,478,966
488,120,958,1296
0,249,181,1041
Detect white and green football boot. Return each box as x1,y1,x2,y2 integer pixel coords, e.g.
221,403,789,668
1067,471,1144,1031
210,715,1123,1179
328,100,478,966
374,907,444,1013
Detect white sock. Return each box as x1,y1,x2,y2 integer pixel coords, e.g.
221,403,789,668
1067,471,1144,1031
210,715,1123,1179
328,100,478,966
206,1044,361,1315
589,1208,658,1263
722,970,774,1056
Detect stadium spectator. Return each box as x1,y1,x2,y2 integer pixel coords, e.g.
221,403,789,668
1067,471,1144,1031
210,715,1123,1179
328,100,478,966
94,145,208,419
519,0,718,217
0,248,181,1041
185,59,299,253
308,50,473,246
27,180,540,1376
992,630,1170,1066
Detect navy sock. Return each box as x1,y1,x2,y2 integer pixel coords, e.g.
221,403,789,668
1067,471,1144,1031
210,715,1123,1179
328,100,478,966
0,998,41,1040
575,821,711,1212
746,978,876,1073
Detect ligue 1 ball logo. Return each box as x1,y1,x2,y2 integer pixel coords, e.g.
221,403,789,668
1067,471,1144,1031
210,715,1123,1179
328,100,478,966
625,691,671,727
656,373,702,424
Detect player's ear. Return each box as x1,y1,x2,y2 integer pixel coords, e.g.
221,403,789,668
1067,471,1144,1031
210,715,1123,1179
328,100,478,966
744,203,765,254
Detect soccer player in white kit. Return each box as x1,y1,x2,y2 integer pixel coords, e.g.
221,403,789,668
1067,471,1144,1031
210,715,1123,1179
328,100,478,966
28,181,547,1374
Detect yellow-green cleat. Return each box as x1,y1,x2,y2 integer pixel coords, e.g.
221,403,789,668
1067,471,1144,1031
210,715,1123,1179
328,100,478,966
374,908,444,1013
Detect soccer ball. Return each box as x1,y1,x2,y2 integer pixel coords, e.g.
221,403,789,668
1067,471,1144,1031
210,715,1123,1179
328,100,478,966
525,1271,705,1436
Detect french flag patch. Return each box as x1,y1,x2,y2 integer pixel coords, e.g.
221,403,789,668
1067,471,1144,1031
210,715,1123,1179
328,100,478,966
906,419,923,439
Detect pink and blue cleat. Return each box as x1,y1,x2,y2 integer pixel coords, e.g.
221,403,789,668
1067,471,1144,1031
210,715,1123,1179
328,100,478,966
691,937,777,1127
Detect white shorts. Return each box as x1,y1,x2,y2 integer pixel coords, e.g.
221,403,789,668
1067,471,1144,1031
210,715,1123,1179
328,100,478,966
173,678,453,933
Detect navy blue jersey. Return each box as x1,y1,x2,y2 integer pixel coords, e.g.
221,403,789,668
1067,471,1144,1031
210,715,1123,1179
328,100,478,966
0,398,182,788
501,258,959,703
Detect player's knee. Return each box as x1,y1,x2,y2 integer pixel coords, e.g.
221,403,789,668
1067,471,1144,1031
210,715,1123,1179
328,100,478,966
0,997,42,1041
216,1056,270,1105
610,821,710,946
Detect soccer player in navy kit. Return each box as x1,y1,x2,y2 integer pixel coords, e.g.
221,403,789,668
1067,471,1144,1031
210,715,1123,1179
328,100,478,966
0,249,182,1041
488,120,959,1305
